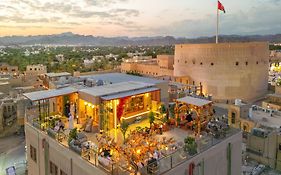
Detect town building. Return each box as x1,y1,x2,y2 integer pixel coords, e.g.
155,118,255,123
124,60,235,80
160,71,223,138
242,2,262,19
246,128,281,171
42,72,72,89
55,54,65,62
0,95,28,137
121,55,174,78
23,73,242,175
0,63,19,76
228,101,281,171
25,64,47,77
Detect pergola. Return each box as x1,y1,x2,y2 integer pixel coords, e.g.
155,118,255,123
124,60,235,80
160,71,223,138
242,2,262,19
175,96,213,136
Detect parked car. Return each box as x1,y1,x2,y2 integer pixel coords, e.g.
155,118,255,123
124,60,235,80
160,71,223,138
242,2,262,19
251,164,266,175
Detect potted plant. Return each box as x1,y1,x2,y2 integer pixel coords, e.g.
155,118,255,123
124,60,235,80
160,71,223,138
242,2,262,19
68,128,78,145
120,120,129,143
148,111,155,128
184,136,197,156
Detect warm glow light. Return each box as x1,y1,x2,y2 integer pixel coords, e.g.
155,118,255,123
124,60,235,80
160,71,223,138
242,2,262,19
92,105,95,108
84,102,88,106
136,149,141,154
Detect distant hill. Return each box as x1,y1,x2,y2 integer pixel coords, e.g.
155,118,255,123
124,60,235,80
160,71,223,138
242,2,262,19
0,32,280,46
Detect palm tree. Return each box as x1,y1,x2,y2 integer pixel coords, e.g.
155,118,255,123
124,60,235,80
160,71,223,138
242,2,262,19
120,120,129,143
148,111,155,128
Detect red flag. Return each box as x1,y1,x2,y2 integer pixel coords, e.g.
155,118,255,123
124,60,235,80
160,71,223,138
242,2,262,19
218,1,226,13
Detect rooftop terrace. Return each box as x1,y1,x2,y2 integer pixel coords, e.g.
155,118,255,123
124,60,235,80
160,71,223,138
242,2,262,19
26,113,240,175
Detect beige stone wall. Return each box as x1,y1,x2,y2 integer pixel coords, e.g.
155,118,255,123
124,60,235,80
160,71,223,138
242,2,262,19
26,65,47,76
262,101,281,111
174,42,269,102
157,55,174,70
121,55,174,77
25,123,107,175
247,132,277,169
228,104,255,132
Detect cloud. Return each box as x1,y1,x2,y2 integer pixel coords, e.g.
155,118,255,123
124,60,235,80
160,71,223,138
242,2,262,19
144,1,281,37
83,0,129,7
0,25,73,30
110,9,140,17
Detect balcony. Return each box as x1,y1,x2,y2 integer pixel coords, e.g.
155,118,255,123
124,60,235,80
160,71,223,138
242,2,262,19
27,114,240,175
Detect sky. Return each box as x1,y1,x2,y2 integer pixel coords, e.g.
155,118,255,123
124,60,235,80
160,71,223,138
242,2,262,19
0,0,280,37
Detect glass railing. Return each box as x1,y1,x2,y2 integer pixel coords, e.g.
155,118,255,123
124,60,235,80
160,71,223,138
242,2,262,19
136,128,240,175
27,118,240,175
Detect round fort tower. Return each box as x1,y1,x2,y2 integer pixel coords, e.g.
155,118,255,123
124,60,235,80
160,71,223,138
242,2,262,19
174,42,269,102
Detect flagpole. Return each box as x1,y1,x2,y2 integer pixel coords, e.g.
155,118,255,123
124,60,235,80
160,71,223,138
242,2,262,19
216,1,219,44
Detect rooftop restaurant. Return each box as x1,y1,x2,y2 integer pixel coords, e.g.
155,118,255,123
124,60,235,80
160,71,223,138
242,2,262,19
24,73,239,175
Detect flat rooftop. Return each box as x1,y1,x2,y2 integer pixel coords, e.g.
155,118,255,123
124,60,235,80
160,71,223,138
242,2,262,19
45,72,71,78
24,81,159,101
80,73,166,84
23,87,77,101
79,81,156,97
251,110,281,128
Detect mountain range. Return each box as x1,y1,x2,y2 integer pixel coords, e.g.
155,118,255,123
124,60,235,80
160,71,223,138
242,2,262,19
0,32,280,46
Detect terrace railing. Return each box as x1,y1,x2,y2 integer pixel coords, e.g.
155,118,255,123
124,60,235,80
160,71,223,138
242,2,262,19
28,118,240,175
136,128,240,175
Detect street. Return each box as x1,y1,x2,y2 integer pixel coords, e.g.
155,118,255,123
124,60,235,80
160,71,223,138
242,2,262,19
0,135,26,175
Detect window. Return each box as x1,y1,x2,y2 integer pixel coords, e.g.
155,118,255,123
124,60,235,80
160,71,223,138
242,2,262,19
245,61,248,66
211,63,214,66
279,144,281,151
185,61,187,64
235,62,239,66
50,161,58,175
60,170,67,175
30,145,37,163
256,61,259,65
178,60,179,63
231,112,236,124
200,62,203,65
243,125,247,131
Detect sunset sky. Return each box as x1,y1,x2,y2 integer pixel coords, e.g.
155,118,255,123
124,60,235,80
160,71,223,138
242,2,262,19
0,0,280,37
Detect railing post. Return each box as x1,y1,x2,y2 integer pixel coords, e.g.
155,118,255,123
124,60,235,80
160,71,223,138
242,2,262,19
94,153,97,166
170,155,173,169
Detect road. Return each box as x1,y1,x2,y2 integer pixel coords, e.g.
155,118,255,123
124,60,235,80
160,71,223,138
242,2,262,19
0,135,26,175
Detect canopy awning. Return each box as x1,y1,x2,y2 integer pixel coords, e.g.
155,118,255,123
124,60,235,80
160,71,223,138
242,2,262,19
176,96,212,107
101,87,159,101
23,87,77,101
